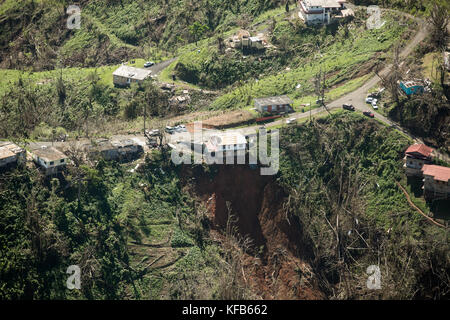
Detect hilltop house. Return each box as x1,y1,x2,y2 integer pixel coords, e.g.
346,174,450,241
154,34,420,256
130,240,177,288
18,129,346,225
31,146,68,175
254,95,293,114
113,65,152,87
298,0,350,25
399,80,424,96
204,132,247,156
0,142,26,170
421,165,450,200
404,144,433,177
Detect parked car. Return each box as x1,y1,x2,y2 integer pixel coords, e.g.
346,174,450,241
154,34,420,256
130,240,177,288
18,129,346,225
363,111,375,118
174,124,187,132
165,126,174,134
146,129,160,136
342,103,355,111
372,104,379,110
286,117,297,124
144,61,155,68
365,97,374,104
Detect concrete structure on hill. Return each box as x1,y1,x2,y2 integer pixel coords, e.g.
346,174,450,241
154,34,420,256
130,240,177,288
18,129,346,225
83,139,143,162
228,30,268,50
298,0,351,25
0,142,26,170
421,165,450,200
204,132,247,156
404,144,434,177
113,65,152,87
30,146,68,175
254,95,293,114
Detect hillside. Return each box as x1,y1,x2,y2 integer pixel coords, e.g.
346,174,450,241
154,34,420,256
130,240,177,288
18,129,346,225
1,112,448,299
0,0,284,70
0,0,449,302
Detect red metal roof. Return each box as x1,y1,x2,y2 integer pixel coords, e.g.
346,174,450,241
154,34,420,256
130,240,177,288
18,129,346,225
422,165,450,182
405,144,433,158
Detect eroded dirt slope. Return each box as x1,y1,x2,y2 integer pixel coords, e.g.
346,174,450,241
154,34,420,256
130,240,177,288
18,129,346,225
184,164,324,299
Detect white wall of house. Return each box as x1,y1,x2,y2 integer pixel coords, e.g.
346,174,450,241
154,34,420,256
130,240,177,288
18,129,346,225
33,156,67,169
404,156,429,176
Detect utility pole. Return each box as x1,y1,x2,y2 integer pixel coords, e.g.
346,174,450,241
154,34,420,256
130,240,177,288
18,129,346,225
316,43,331,116
143,103,146,136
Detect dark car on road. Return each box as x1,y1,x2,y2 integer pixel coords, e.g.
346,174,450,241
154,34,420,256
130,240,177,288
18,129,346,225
363,111,375,118
342,103,355,111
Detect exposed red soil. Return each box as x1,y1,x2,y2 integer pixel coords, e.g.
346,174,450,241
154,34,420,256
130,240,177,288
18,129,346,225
183,164,324,299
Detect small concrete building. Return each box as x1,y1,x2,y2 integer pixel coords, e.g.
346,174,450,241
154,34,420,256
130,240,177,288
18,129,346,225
399,80,424,96
403,144,433,177
85,139,143,162
421,165,450,200
0,142,26,170
31,146,68,175
254,95,293,114
204,132,247,156
249,36,264,50
113,65,152,87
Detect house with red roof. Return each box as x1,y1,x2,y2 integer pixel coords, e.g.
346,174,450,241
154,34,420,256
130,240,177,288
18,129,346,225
403,144,434,177
421,165,450,199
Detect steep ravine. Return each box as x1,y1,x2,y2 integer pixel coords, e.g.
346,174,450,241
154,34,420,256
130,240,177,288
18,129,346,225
183,164,324,299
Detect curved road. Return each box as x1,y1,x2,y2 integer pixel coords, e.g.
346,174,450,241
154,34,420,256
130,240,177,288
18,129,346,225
30,12,449,163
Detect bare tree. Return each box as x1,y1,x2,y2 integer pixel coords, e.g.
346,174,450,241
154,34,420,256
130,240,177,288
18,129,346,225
428,2,449,50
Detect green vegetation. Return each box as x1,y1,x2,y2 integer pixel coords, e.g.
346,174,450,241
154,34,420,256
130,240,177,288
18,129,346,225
0,0,285,70
277,113,449,298
208,13,413,110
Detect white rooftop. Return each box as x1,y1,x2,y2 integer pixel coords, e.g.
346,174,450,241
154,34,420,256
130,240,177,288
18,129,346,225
254,95,293,107
303,0,343,8
113,65,152,80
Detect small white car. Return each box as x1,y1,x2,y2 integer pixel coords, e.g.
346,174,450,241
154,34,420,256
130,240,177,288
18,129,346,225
286,118,297,124
366,97,373,104
373,105,379,110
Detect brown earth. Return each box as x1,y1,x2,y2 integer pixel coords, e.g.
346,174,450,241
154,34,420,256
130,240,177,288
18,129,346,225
201,110,256,128
183,164,324,300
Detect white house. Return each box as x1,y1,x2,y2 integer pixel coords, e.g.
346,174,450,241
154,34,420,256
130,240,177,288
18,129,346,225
113,65,152,86
298,0,348,25
31,146,68,175
204,132,247,156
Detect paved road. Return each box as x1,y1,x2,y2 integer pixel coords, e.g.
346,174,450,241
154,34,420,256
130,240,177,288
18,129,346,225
148,58,177,75
28,13,449,163
255,17,450,163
